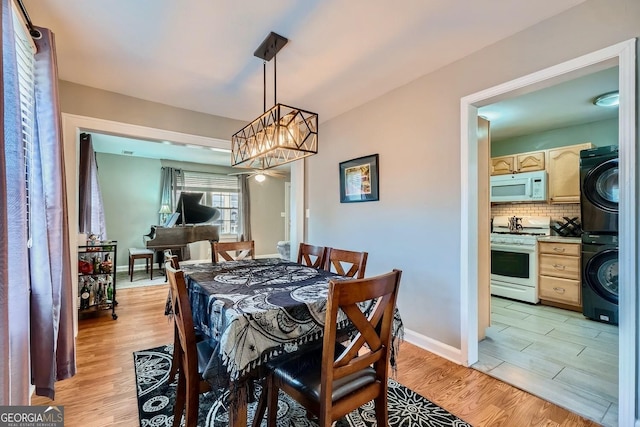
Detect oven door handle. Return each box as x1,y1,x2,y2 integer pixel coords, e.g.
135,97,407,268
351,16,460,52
491,243,536,253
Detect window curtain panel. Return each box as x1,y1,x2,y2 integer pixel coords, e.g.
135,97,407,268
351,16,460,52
161,168,191,259
78,132,107,239
240,175,251,241
0,0,31,404
29,26,76,399
159,166,179,220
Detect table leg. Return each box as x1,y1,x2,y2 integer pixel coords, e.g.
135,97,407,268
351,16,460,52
228,381,248,427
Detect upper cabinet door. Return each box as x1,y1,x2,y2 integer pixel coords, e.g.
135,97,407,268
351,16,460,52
548,142,593,204
516,151,545,173
491,155,515,175
491,151,545,175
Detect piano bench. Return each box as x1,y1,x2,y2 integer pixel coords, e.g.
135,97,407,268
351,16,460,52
129,248,155,281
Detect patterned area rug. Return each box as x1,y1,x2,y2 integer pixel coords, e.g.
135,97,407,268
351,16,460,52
134,345,472,427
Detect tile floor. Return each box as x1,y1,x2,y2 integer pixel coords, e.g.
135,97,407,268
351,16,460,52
473,296,618,427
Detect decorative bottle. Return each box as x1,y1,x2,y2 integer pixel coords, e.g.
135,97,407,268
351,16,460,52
106,276,113,303
80,280,90,310
96,279,104,305
89,280,95,306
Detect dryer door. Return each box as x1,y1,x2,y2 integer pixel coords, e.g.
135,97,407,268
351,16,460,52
584,248,619,304
582,158,619,213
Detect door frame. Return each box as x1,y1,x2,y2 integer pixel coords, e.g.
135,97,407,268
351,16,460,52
460,39,636,424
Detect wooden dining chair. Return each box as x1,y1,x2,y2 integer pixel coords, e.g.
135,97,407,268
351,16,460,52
254,269,402,427
323,248,368,279
297,243,327,268
166,253,185,379
165,262,214,427
211,240,255,263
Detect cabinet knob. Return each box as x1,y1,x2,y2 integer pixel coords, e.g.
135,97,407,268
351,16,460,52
553,264,566,270
553,247,565,253
553,287,566,294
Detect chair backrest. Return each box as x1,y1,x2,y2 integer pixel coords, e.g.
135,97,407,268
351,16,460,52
212,240,255,263
323,248,368,279
321,269,402,418
297,243,327,268
165,262,199,383
164,249,180,269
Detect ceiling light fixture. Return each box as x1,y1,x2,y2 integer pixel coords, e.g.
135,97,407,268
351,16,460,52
593,91,619,107
254,173,266,183
231,32,318,170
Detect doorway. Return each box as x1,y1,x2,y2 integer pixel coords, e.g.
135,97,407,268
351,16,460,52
62,114,306,332
460,39,636,425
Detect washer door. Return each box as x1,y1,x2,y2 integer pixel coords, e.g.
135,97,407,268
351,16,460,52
582,158,619,212
584,248,618,304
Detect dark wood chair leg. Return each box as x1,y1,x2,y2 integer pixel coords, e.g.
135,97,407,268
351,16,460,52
251,379,268,427
266,376,278,427
173,370,186,427
169,328,179,380
374,390,389,427
185,375,199,427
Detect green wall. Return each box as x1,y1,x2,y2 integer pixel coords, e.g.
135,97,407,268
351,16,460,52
96,154,162,268
491,118,618,157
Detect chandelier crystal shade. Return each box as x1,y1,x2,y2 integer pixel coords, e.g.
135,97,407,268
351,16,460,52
231,32,318,170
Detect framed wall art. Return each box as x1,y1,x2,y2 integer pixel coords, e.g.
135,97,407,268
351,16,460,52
339,154,379,203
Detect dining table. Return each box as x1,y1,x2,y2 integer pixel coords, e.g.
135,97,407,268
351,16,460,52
179,257,404,427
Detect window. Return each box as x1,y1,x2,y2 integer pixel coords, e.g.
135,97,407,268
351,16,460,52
12,3,36,247
175,171,241,237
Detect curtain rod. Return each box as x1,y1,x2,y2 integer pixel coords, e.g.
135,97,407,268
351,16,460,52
15,0,41,38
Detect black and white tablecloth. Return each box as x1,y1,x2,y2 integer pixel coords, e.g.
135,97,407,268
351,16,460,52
180,258,403,382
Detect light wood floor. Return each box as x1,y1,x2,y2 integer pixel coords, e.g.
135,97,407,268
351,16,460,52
474,296,618,427
32,285,601,426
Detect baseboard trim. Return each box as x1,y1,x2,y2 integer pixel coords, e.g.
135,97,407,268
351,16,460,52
403,328,463,364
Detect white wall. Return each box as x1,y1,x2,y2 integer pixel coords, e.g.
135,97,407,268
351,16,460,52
307,0,640,350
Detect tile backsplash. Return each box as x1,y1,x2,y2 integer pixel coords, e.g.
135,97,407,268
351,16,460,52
491,203,581,227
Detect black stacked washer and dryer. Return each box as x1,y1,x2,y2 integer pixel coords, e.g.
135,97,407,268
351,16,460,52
580,145,619,325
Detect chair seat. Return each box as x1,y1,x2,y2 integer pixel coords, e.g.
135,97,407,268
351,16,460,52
269,344,376,402
129,248,154,256
196,339,216,375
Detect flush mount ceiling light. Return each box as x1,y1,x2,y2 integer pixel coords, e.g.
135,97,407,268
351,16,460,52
593,91,619,107
231,32,318,170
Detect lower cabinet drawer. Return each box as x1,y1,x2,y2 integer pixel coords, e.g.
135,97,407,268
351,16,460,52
539,275,581,305
539,254,580,280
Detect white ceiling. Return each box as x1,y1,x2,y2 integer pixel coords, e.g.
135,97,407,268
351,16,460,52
90,134,232,166
481,66,619,141
26,0,586,123
27,0,615,163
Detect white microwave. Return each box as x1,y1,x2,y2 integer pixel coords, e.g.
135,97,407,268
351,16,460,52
490,170,547,203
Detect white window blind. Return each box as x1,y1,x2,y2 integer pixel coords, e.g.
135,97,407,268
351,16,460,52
175,171,241,236
12,4,36,248
175,171,240,193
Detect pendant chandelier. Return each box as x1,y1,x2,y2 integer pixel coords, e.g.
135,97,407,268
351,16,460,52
231,32,318,170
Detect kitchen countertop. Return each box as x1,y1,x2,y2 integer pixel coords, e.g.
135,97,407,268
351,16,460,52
537,236,581,244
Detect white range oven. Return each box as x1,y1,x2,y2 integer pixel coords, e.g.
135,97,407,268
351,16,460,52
490,215,551,303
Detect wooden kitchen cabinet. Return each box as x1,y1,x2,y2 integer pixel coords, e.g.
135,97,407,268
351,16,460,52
538,241,581,310
491,150,545,175
547,142,593,203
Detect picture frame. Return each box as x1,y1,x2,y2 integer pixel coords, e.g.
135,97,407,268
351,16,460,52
339,154,379,203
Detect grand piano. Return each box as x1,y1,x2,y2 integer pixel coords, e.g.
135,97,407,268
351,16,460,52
144,193,220,269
